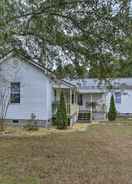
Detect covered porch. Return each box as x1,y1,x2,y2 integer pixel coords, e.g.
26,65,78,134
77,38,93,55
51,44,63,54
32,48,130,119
78,93,107,121
52,81,79,124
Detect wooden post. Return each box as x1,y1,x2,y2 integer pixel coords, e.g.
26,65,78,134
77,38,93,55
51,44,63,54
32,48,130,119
104,92,108,121
69,88,72,127
90,94,93,122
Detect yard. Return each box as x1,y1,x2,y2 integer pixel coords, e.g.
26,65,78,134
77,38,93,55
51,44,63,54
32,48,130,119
1,123,132,184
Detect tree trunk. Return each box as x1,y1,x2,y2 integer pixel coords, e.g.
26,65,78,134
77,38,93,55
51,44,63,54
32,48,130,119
0,119,4,131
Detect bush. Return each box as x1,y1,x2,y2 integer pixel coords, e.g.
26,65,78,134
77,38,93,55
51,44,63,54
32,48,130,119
52,116,57,126
67,117,70,126
108,94,117,121
0,120,5,132
56,91,68,129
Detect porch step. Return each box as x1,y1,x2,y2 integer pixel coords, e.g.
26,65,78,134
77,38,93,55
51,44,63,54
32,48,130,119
78,112,90,121
77,120,91,123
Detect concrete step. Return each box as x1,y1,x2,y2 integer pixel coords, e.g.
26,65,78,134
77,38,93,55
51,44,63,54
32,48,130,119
78,112,90,121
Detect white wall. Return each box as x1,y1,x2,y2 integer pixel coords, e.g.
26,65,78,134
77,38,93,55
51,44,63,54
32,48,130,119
0,56,52,121
106,90,132,114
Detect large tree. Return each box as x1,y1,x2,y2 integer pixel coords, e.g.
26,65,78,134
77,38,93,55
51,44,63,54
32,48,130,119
0,0,130,79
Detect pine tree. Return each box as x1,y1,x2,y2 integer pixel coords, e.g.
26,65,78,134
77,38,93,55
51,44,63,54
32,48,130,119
108,95,117,121
0,0,129,79
56,91,68,129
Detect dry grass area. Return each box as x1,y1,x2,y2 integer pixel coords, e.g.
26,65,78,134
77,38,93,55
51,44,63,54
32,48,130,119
1,123,132,183
0,124,88,137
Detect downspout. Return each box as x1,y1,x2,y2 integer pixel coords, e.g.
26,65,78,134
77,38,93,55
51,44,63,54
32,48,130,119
90,94,93,122
70,88,72,127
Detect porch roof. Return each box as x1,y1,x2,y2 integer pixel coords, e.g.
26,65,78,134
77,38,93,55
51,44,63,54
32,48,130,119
70,78,132,92
79,89,106,94
53,79,78,90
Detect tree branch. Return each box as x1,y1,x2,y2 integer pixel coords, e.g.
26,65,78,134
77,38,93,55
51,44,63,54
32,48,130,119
6,0,90,23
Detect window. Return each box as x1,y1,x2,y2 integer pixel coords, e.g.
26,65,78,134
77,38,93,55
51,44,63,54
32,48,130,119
54,89,57,97
78,94,83,106
72,92,74,104
10,82,20,104
115,92,121,104
12,120,19,123
54,89,57,101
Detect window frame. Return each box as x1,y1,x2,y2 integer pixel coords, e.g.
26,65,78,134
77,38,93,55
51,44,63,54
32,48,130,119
78,94,83,106
115,92,121,104
72,91,74,104
10,82,20,104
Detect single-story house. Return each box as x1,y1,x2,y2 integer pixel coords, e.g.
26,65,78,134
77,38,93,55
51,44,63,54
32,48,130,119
0,51,132,126
0,51,79,127
71,78,132,121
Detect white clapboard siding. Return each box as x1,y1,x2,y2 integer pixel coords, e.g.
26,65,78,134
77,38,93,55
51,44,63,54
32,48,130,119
106,90,132,114
0,56,52,121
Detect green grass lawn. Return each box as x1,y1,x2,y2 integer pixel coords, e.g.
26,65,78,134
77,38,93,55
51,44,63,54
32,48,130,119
1,123,132,184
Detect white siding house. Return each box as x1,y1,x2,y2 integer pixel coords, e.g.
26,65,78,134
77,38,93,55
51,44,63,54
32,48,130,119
106,78,132,116
0,52,53,126
0,51,79,126
72,78,132,120
1,51,132,125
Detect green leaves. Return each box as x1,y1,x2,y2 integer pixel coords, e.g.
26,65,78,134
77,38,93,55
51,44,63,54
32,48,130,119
108,95,117,121
0,0,130,78
56,90,68,129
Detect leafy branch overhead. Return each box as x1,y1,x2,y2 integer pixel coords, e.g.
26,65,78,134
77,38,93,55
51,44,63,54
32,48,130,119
0,0,131,78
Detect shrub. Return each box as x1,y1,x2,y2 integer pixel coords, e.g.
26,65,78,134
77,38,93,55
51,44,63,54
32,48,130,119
108,94,117,121
56,91,68,129
67,117,70,126
0,120,5,132
52,116,57,126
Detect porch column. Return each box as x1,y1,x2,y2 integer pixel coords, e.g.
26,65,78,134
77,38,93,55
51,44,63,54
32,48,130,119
69,88,72,113
90,94,93,122
69,89,72,127
104,92,108,121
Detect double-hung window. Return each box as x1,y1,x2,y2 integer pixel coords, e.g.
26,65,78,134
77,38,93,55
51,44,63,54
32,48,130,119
115,92,121,104
10,82,20,104
72,92,74,104
78,94,83,106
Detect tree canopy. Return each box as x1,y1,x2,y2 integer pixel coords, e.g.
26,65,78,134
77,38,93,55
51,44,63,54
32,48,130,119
0,0,131,79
